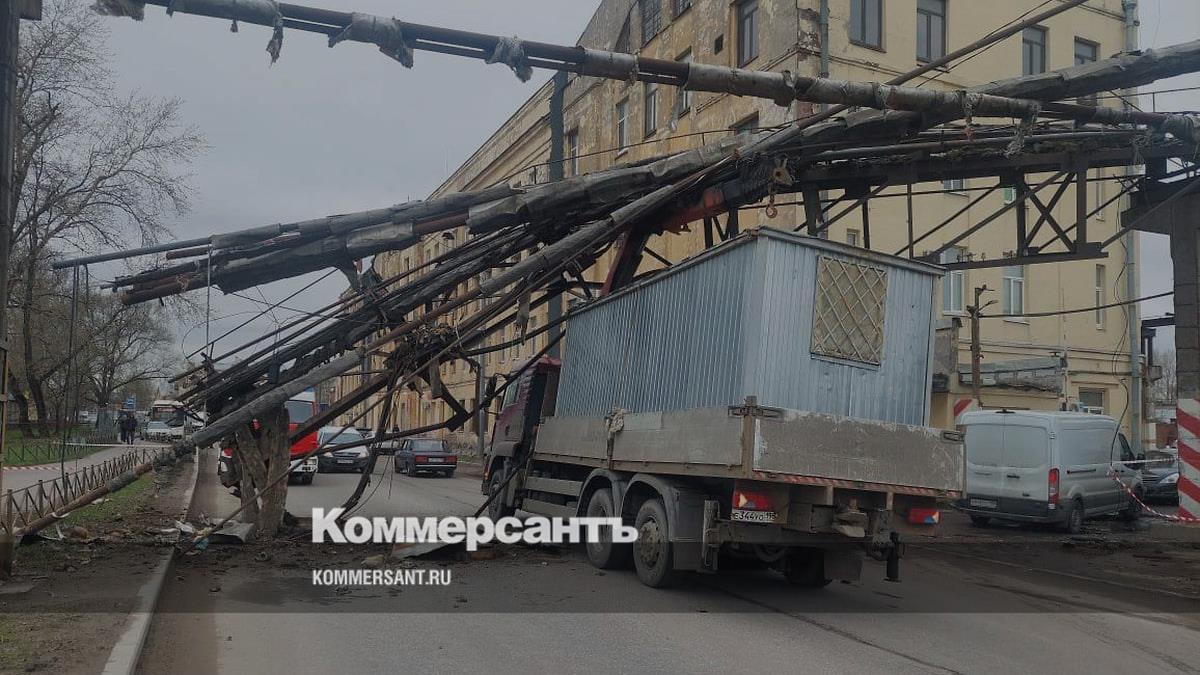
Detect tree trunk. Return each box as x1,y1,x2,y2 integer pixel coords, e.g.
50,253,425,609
21,256,48,436
7,371,30,433
231,406,290,539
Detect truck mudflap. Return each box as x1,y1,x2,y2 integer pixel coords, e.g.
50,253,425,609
699,500,902,581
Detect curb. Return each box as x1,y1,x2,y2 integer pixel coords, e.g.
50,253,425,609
101,449,201,675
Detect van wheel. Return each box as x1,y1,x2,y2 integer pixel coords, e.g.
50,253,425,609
1063,498,1085,534
969,515,991,528
783,548,832,588
633,498,678,588
1121,489,1143,522
584,488,632,570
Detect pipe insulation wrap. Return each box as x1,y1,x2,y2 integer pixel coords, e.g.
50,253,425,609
685,63,795,107
165,0,281,25
329,12,414,68
578,48,638,82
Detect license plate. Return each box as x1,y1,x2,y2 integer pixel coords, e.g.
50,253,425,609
337,459,353,465
731,509,777,523
426,458,443,463
969,498,998,509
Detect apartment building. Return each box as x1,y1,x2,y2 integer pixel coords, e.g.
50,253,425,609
344,0,1142,443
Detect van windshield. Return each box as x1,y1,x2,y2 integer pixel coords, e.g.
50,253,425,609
966,424,1048,469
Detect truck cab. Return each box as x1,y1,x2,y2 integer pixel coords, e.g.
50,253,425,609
482,356,560,504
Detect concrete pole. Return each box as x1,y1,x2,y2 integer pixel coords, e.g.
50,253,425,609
1123,0,1143,453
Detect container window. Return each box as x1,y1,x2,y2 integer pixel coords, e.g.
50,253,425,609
811,256,888,365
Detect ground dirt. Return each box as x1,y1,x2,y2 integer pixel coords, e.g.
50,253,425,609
0,456,196,674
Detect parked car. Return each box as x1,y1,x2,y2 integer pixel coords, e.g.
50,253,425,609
959,410,1144,534
316,427,369,473
143,421,172,442
393,437,457,477
376,440,402,456
1141,450,1180,503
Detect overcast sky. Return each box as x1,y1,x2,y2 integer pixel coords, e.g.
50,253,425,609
87,0,1199,362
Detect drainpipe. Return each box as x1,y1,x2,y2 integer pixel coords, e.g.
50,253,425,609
1123,0,1142,450
817,0,831,237
546,71,567,358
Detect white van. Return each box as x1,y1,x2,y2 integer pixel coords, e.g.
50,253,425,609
959,410,1143,533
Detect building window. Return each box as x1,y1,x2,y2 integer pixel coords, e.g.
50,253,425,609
1023,27,1047,75
673,0,691,17
941,247,966,314
732,114,758,139
616,99,629,152
737,0,759,66
566,129,579,177
1078,389,1105,414
644,81,659,136
640,0,662,45
1074,38,1099,104
675,50,693,117
916,0,946,62
1095,264,1107,328
850,0,883,49
846,229,860,247
943,178,966,193
1002,266,1025,316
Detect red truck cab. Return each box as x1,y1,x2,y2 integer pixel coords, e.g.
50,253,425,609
218,390,321,487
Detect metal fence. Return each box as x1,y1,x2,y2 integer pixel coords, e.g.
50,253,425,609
1,445,170,536
4,431,121,466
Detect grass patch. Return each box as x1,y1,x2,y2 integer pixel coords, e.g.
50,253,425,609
57,472,157,531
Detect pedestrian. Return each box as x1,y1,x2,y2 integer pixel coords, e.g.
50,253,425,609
120,413,136,445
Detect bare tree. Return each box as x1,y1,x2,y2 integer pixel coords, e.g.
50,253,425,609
1150,346,1177,405
9,0,203,433
79,293,173,411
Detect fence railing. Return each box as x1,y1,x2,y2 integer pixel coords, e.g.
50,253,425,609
4,429,122,467
1,445,171,536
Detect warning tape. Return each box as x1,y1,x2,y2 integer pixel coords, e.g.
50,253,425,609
1106,467,1200,524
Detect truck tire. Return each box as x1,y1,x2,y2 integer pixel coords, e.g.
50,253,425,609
783,548,831,589
633,498,678,588
584,488,632,570
969,515,991,528
486,470,516,520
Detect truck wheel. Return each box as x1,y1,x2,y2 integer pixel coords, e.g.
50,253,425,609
969,515,991,528
584,488,632,570
1063,498,1085,534
633,498,678,588
486,470,516,520
783,548,831,589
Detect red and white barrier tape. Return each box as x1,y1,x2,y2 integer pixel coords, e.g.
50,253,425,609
1106,467,1199,524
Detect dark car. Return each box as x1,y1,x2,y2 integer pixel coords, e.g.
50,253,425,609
316,427,370,473
393,438,458,477
1141,451,1180,503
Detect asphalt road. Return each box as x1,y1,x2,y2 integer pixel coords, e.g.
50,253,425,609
287,458,484,519
139,450,1200,675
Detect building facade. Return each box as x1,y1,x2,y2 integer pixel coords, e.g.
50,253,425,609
343,0,1144,445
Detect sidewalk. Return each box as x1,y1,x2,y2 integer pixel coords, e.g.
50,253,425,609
0,454,196,674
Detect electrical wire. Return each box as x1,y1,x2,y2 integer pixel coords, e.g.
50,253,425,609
982,291,1172,319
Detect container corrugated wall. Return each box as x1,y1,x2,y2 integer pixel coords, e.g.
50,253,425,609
555,230,938,427
744,236,935,426
556,239,755,417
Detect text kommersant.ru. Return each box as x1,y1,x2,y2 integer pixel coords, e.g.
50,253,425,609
312,508,639,551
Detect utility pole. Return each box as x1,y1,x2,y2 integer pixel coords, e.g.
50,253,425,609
0,0,39,577
968,286,995,408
